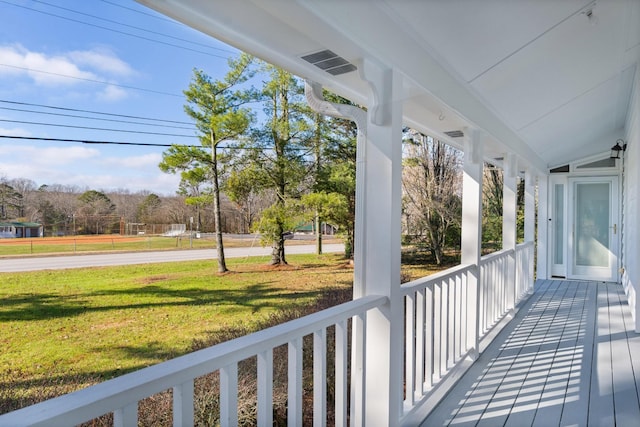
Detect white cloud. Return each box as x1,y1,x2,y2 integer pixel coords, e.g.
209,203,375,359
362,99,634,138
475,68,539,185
68,48,135,77
97,84,128,102
0,126,31,137
1,144,99,166
103,152,162,169
0,44,135,99
81,172,180,195
0,143,179,194
0,44,96,85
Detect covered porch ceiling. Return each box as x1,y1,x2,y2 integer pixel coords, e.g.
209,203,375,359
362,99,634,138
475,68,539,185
139,0,640,174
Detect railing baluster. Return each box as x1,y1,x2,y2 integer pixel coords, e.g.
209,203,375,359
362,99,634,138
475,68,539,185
440,280,448,375
495,259,499,320
220,363,238,427
257,349,273,426
173,380,194,427
455,275,460,359
335,320,348,427
405,293,416,406
433,282,441,381
415,289,425,397
114,402,137,427
350,313,366,427
425,283,433,389
493,259,498,321
447,277,455,368
480,263,486,334
314,329,327,427
288,337,303,427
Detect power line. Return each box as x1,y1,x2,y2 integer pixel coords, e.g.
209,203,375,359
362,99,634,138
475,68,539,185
0,0,232,60
0,64,184,98
98,0,179,25
0,100,193,125
30,0,236,54
0,135,177,147
0,135,311,151
0,106,196,131
0,119,197,138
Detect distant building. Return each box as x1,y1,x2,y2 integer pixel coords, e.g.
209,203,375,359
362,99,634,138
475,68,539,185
294,222,337,235
0,222,43,238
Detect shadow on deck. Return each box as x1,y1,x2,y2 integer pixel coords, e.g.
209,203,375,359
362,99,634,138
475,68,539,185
423,280,640,426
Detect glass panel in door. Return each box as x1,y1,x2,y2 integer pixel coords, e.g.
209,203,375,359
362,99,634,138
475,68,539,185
551,182,566,277
571,178,618,280
575,183,609,267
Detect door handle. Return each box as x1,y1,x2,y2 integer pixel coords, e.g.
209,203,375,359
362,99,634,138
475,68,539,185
611,224,617,234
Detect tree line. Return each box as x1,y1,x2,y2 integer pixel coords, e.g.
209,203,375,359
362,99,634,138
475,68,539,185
0,178,260,237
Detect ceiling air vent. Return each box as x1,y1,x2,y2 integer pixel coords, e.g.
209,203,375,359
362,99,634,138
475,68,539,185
443,130,464,138
301,50,357,76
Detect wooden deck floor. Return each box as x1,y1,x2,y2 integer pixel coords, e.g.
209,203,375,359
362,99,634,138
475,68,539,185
422,280,640,427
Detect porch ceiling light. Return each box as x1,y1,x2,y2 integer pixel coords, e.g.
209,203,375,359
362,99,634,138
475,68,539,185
610,139,626,159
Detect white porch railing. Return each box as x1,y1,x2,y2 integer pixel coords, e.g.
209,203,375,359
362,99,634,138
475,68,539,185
0,242,536,427
399,241,535,424
515,241,535,301
401,264,475,414
478,242,534,336
479,248,514,335
0,295,387,427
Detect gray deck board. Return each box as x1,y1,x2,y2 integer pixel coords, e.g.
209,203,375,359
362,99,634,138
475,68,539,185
421,280,640,427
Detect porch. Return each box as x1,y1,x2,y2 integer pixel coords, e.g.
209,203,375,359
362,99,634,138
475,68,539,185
424,279,640,427
1,0,638,425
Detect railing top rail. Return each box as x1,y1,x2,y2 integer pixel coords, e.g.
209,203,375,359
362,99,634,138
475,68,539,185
401,263,474,294
480,248,514,264
0,294,387,427
516,240,535,250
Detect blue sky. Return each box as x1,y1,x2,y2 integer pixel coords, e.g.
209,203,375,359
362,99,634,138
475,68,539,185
0,0,240,195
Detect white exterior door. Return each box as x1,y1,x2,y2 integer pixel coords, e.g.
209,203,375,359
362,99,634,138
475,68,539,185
568,177,619,281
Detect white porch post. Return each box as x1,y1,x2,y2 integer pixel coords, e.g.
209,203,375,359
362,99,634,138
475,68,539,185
524,171,535,243
358,61,404,426
461,129,483,355
537,175,549,279
524,170,536,287
503,154,518,249
503,154,518,307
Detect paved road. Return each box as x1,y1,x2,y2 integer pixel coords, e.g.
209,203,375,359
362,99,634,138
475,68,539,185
0,244,344,272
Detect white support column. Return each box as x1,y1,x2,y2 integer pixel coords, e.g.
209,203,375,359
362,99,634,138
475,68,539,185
524,170,535,243
503,154,518,308
537,175,549,280
461,129,483,356
359,60,403,427
524,171,536,289
503,153,518,250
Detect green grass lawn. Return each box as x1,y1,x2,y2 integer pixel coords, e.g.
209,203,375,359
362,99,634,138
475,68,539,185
0,249,447,417
0,253,356,414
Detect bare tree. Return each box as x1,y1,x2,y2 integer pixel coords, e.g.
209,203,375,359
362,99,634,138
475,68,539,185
402,130,462,265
